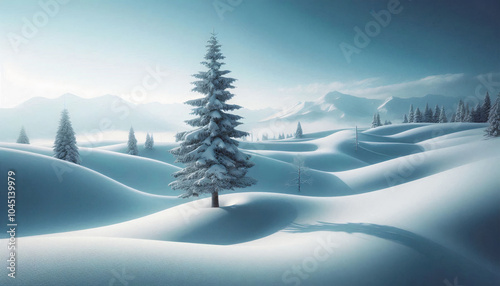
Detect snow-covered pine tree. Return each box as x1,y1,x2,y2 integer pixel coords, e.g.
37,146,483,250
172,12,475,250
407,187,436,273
295,122,303,138
371,113,379,128
127,127,138,155
145,133,151,148
481,92,491,122
54,109,80,164
408,104,414,123
377,113,382,126
169,33,256,207
486,95,500,137
433,105,440,123
150,134,154,149
450,113,456,122
145,133,155,150
439,106,448,123
466,106,475,122
456,99,465,122
424,103,433,123
465,103,470,122
473,103,482,122
16,126,30,144
403,114,408,123
414,108,423,123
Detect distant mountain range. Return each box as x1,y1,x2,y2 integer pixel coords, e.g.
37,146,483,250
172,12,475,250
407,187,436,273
262,91,461,126
0,93,276,142
0,92,465,142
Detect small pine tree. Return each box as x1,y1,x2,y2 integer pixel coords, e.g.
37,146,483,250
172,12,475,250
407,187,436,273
145,133,154,150
127,127,138,155
481,92,491,122
169,33,256,207
439,106,448,123
414,108,423,123
295,122,303,138
145,133,151,148
424,103,433,123
408,104,414,123
16,126,30,144
472,103,482,122
466,106,475,122
403,114,408,123
54,109,80,164
450,112,456,123
150,134,154,148
486,95,500,137
465,103,470,122
456,99,465,122
433,105,440,123
371,113,379,128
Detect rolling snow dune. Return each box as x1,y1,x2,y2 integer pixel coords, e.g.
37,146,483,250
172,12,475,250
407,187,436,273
4,155,499,286
1,123,499,286
0,147,180,236
0,143,180,195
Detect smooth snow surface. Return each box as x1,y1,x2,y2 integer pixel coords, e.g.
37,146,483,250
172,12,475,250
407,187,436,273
1,123,498,286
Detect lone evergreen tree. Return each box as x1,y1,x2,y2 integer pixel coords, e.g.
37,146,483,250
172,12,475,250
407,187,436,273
439,106,448,123
481,92,491,122
54,109,80,164
127,127,138,155
408,104,414,123
16,126,30,144
295,122,303,138
486,95,500,137
169,33,256,207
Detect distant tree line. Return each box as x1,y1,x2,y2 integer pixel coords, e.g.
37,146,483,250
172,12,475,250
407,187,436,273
402,92,493,124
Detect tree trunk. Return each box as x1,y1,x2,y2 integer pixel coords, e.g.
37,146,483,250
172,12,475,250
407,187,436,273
212,191,219,208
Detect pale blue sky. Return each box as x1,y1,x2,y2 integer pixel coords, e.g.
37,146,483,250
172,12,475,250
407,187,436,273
1,0,499,109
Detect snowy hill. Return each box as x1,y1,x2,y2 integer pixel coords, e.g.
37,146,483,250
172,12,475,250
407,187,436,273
0,123,498,285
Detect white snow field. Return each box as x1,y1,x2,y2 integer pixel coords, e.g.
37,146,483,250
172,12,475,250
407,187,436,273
1,123,499,285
